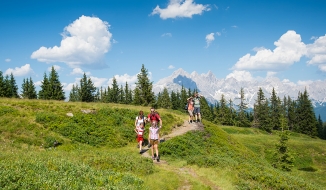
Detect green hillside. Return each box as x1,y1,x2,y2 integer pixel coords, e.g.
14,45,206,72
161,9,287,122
0,98,325,189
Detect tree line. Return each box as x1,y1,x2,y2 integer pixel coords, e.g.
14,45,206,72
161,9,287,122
1,64,325,139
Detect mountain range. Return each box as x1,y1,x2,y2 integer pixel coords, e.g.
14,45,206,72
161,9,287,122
153,68,326,121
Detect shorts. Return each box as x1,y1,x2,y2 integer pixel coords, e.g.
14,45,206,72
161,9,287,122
188,109,193,116
150,139,159,145
137,136,143,142
194,107,201,114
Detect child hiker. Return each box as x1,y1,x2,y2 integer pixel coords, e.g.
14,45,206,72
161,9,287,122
135,122,145,154
148,120,161,162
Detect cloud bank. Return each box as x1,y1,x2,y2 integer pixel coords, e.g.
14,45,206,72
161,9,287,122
151,0,210,19
31,15,112,69
5,64,33,77
232,30,326,73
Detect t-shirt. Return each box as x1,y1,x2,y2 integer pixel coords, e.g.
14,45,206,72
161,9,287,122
136,116,146,127
188,100,194,110
194,97,201,108
149,126,160,140
147,113,161,123
136,126,144,137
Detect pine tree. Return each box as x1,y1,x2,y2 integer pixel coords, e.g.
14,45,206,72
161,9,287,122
200,96,214,122
79,73,96,102
272,129,294,171
270,88,281,130
28,77,37,99
21,78,28,99
9,73,19,98
218,94,229,125
3,75,11,98
124,82,132,104
133,87,141,105
179,85,188,110
237,87,250,127
159,88,172,109
170,90,178,110
38,72,50,100
110,77,119,103
286,96,296,131
134,64,154,106
253,88,272,132
69,84,80,102
317,115,324,139
48,66,65,100
0,71,5,97
295,89,317,137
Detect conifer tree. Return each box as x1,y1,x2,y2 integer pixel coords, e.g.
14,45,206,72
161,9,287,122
218,94,228,125
286,96,296,131
119,85,125,103
8,73,19,98
3,75,11,97
272,129,294,171
21,78,28,99
79,73,96,102
156,92,163,108
253,88,272,132
200,96,214,122
68,84,80,102
28,77,37,99
180,85,188,110
159,88,172,109
317,115,324,139
133,87,141,105
237,87,250,127
170,90,179,110
270,88,281,130
323,122,326,140
124,82,132,104
38,72,50,100
134,64,154,106
295,89,317,137
0,71,5,97
48,66,65,100
109,77,119,103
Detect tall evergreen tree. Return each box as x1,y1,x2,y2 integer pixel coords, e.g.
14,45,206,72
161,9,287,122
118,85,125,103
48,66,65,100
287,96,296,131
180,85,188,110
38,72,50,100
21,77,37,99
79,73,96,102
160,88,172,109
253,88,272,132
317,115,324,139
134,64,154,106
170,90,179,110
110,77,119,103
270,88,281,130
200,96,214,122
237,87,250,127
28,77,37,99
3,75,11,98
69,84,80,102
124,82,132,104
295,89,317,137
6,73,19,98
0,70,4,97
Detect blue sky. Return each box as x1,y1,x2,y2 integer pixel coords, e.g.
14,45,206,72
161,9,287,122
1,0,326,94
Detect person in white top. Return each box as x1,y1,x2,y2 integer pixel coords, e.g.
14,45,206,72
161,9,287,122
148,120,161,162
134,122,145,153
134,110,147,151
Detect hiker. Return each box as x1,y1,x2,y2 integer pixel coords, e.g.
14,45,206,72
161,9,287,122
148,120,160,162
193,93,203,123
147,107,162,128
135,110,147,148
187,96,195,124
134,122,145,154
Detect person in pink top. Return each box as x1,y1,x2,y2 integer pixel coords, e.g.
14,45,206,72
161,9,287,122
187,96,194,124
148,120,161,162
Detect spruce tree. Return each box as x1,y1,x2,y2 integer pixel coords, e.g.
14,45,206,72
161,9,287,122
38,72,50,100
272,129,294,171
160,88,172,109
110,77,119,103
317,115,324,139
134,64,154,106
295,89,317,137
48,66,65,100
21,78,28,99
253,88,272,132
28,77,37,99
68,84,80,102
200,96,214,122
270,88,281,130
124,82,132,104
79,73,96,102
237,87,250,127
180,85,188,110
10,73,19,98
3,75,11,98
0,71,5,97
170,90,178,110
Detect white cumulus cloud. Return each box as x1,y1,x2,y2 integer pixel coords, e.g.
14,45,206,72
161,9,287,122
70,68,91,75
31,15,112,69
5,64,33,77
90,76,108,88
306,34,326,67
226,70,253,82
108,74,138,88
232,30,306,71
205,33,215,48
168,65,175,69
151,0,210,19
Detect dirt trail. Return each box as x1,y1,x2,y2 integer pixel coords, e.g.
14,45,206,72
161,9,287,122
141,120,220,190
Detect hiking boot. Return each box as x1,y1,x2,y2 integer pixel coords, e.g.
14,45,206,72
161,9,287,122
139,149,142,154
152,156,155,160
156,155,160,162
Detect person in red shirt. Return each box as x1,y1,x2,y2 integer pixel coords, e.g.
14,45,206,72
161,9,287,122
147,107,162,128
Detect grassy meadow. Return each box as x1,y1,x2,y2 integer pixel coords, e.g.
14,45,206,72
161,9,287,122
0,98,325,189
